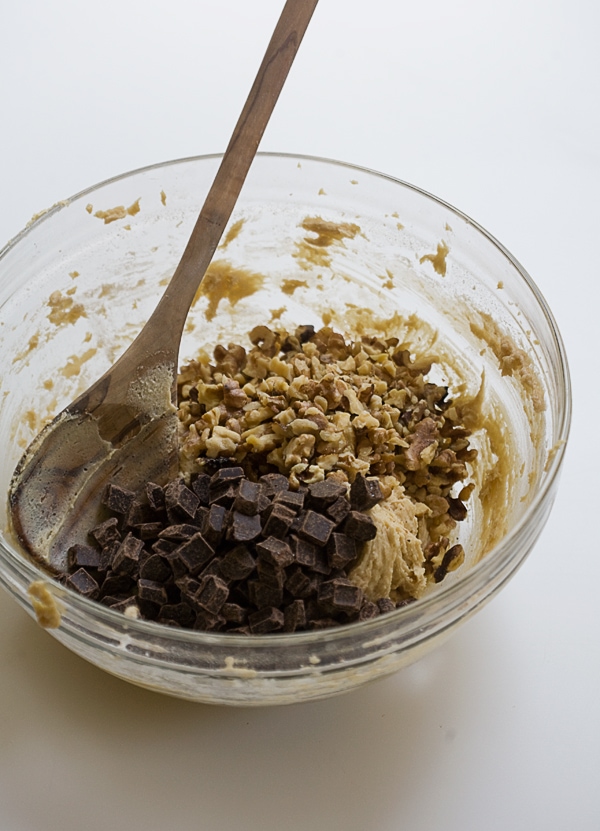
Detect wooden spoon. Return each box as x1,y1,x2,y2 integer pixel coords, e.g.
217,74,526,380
9,0,319,573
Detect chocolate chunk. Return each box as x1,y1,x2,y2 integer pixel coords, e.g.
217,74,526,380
261,503,296,539
133,522,165,541
100,571,135,597
283,599,306,632
359,600,380,621
273,489,305,513
248,579,284,609
196,557,224,582
307,479,347,508
164,478,199,520
232,478,262,515
259,473,289,497
191,473,211,506
297,510,335,547
285,568,320,599
326,533,357,569
209,483,238,508
126,500,154,528
151,538,177,556
139,553,171,583
342,511,378,542
318,578,363,613
229,511,262,542
90,517,121,548
174,532,215,576
376,597,396,614
195,575,229,615
255,536,294,568
433,544,465,583
296,324,315,343
103,483,135,515
202,504,228,546
290,536,317,569
219,545,256,581
137,578,169,606
67,568,100,599
221,603,247,624
158,523,199,541
210,466,245,485
112,533,144,576
310,545,332,575
248,606,284,634
158,602,195,627
326,496,351,525
67,544,102,571
349,474,384,511
146,481,166,512
176,575,201,602
256,557,285,589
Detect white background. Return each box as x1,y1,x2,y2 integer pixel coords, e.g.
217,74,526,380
1,1,598,829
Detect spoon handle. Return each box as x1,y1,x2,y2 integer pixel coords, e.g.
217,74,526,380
135,0,319,358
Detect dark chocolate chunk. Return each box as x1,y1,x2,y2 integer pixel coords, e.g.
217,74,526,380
285,568,320,599
318,578,363,613
310,545,332,575
326,496,351,525
158,523,199,541
232,479,262,515
139,553,171,583
376,597,396,615
256,558,285,589
349,474,384,511
248,606,285,634
202,504,228,546
273,489,305,513
173,532,215,575
157,602,195,627
297,510,335,547
326,533,357,569
103,483,136,515
229,511,262,542
283,599,306,632
191,473,211,506
219,545,256,581
209,483,238,508
151,538,177,556
68,544,102,571
290,535,317,569
359,600,380,621
259,472,289,497
195,575,229,615
126,500,154,528
262,503,297,539
100,571,135,597
146,481,166,512
220,603,247,624
133,522,165,541
307,479,347,507
164,478,200,520
296,324,315,343
66,568,100,599
210,466,245,485
112,533,144,576
107,597,139,615
342,511,378,542
90,517,121,548
248,579,284,609
176,575,202,602
137,578,169,606
255,536,294,568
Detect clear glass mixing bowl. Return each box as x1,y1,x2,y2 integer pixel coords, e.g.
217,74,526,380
0,154,570,705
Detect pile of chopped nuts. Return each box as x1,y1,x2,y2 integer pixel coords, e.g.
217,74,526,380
177,324,476,560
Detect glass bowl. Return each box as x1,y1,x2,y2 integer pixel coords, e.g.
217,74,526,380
0,154,570,705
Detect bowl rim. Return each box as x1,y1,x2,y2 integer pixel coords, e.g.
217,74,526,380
0,151,572,649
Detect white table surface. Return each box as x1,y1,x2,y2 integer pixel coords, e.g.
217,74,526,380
1,1,598,829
